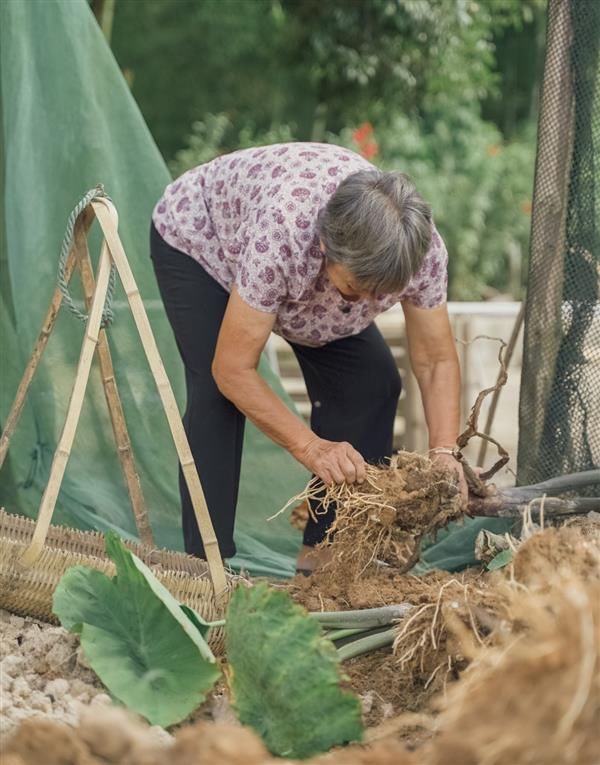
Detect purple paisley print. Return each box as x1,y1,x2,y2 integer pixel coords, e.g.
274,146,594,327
152,143,448,346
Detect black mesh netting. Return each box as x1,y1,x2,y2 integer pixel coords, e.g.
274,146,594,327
518,0,600,491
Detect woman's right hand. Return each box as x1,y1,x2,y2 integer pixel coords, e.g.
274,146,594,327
294,436,367,485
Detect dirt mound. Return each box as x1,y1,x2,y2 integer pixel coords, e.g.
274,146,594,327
288,566,472,612
290,522,600,731
511,522,600,587
429,574,600,765
289,566,500,724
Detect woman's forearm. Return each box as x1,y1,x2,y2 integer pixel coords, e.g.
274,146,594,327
214,366,315,458
210,290,366,485
413,358,461,449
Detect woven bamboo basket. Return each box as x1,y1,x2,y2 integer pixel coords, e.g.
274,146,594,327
0,191,232,654
0,509,231,653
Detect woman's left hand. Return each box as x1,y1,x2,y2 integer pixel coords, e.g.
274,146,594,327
432,452,468,508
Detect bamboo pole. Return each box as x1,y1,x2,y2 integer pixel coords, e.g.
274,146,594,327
73,214,153,547
19,242,113,567
91,0,116,43
0,251,81,470
92,199,227,598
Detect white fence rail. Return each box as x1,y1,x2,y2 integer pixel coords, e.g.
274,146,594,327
270,302,522,486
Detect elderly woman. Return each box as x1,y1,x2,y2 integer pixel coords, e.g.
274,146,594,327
151,142,465,571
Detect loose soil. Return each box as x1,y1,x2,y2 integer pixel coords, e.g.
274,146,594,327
287,565,483,612
2,519,599,765
287,566,496,725
344,648,435,730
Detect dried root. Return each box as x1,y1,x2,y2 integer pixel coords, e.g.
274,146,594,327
280,452,463,578
392,576,506,694
429,574,600,765
390,522,600,687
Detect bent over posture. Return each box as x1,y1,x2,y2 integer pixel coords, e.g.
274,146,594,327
151,142,465,570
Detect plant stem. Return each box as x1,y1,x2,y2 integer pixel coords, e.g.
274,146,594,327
336,627,397,662
324,628,365,642
310,604,412,630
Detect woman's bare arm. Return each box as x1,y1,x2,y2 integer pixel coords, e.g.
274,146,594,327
401,300,467,500
212,288,366,484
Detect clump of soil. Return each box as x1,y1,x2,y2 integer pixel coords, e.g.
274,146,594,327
291,452,462,577
511,521,600,588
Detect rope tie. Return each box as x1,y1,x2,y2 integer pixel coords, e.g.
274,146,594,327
57,185,116,327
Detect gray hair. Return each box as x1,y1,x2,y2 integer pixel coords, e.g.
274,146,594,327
317,170,433,293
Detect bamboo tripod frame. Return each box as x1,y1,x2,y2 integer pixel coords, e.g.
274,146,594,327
0,197,227,597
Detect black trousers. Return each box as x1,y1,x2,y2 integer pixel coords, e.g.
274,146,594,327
150,223,402,558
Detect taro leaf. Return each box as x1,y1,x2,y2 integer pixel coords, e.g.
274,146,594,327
53,532,220,727
180,604,211,639
487,548,514,571
226,583,363,759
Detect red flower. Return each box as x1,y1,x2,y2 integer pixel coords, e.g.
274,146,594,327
361,141,379,160
520,200,532,215
352,122,373,145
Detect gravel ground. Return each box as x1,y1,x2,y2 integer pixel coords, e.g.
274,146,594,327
0,606,236,750
0,608,112,742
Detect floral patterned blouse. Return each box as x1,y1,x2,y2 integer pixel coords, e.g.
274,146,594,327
152,142,448,347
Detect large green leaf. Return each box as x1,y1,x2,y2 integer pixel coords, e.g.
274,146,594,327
226,583,363,759
179,604,212,639
53,533,220,727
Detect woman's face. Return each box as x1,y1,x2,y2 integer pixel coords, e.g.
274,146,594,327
325,261,369,301
320,241,373,301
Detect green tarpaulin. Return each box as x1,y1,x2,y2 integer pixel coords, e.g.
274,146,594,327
0,0,307,577
0,0,505,578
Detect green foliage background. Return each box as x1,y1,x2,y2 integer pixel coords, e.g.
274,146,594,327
109,0,546,300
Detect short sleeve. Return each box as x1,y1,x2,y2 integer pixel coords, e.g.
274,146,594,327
401,225,448,309
233,210,300,313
